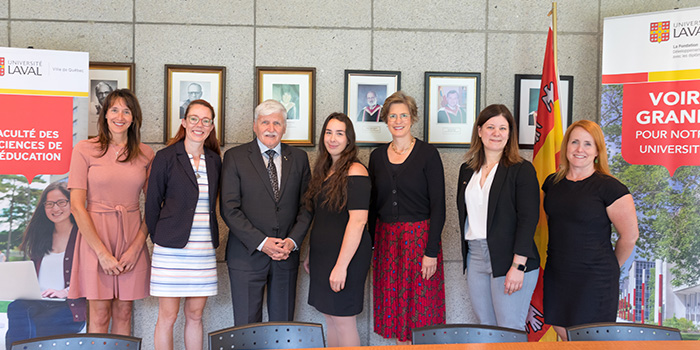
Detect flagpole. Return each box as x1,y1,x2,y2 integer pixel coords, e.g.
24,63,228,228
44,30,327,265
551,3,558,71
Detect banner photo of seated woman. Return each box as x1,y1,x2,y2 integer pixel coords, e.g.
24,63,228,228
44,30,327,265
0,178,87,350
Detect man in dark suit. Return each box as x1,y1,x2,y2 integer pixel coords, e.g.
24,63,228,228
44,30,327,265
220,99,312,326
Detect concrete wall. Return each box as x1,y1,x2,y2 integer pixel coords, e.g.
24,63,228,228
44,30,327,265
3,0,699,348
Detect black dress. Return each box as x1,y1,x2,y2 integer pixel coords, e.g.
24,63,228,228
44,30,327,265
308,175,372,316
542,172,630,327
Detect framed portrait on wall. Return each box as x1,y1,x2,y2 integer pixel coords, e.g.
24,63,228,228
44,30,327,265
514,74,573,149
424,72,480,147
164,65,226,145
88,62,134,137
344,70,401,146
256,67,316,146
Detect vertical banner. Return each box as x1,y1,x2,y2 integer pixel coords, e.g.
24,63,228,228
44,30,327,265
0,47,89,181
0,47,88,349
602,7,700,330
526,9,563,342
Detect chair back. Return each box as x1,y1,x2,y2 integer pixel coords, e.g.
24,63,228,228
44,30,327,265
10,333,141,350
412,324,527,344
208,321,325,350
566,322,682,341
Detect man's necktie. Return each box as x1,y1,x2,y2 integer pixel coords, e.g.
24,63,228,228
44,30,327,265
265,149,280,201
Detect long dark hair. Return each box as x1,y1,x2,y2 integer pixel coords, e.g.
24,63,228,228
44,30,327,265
20,182,75,261
95,89,144,162
304,113,359,212
167,99,221,155
465,104,522,170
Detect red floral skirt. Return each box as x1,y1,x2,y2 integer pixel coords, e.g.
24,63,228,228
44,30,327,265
372,219,445,341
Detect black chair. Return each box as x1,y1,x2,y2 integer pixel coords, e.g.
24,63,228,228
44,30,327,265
566,322,682,341
412,324,528,344
10,333,141,350
208,321,325,350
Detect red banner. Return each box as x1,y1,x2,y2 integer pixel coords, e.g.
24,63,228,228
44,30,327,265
0,95,73,183
621,80,700,176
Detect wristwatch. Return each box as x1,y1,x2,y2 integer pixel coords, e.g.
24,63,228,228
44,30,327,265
512,263,527,272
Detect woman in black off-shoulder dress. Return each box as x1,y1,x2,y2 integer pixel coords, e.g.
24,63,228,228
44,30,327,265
303,112,371,347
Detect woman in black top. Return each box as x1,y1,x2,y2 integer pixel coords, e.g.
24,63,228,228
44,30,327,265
369,91,446,344
303,113,371,347
542,120,638,340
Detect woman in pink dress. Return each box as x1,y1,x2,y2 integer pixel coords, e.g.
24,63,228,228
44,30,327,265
68,89,154,335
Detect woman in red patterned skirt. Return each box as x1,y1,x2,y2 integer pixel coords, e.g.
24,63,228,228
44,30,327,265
368,91,446,344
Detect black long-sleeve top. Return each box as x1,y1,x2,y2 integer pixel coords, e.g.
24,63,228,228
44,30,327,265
368,139,446,257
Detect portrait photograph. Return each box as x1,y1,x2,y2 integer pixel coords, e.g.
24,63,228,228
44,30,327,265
514,74,573,149
256,67,315,146
355,85,387,122
178,81,211,119
424,72,480,147
165,65,225,145
344,70,401,145
272,83,300,120
88,62,134,137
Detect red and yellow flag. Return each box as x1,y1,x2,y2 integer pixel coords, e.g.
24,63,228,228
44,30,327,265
525,7,563,342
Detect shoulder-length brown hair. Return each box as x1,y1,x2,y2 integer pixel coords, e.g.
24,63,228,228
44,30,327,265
552,119,612,184
95,89,144,162
20,182,75,261
167,99,221,155
303,113,360,212
465,104,522,170
379,91,419,124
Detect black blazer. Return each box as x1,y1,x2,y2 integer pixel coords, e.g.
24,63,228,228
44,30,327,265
145,140,221,248
457,160,540,277
220,139,312,271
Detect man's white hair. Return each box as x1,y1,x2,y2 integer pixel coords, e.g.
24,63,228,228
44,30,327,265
254,99,288,124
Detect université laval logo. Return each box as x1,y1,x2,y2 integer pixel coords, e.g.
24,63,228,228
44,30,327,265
650,21,670,43
0,57,5,76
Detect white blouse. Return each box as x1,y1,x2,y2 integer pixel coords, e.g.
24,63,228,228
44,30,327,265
464,163,499,240
38,251,65,292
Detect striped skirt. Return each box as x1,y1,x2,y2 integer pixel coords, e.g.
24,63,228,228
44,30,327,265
150,154,217,297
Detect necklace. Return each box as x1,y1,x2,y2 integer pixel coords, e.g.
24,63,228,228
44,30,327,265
483,162,498,170
113,145,125,160
391,138,415,155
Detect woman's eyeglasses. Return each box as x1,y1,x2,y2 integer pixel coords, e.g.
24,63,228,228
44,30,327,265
187,115,213,127
44,199,69,209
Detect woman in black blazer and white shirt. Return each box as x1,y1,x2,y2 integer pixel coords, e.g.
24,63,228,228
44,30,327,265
457,104,540,331
145,99,221,350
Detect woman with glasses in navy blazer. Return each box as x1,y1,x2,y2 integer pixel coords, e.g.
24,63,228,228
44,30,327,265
145,99,221,350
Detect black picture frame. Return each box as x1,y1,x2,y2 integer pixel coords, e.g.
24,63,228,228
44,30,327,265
514,74,573,149
424,71,481,147
344,70,401,146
